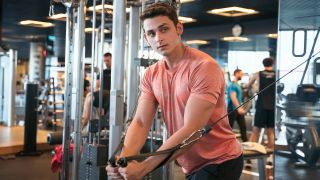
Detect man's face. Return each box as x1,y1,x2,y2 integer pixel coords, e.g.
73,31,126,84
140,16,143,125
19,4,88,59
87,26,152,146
104,55,111,68
143,16,183,56
235,71,243,81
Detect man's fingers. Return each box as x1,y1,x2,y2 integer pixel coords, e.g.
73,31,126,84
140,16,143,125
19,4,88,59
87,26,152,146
106,165,118,172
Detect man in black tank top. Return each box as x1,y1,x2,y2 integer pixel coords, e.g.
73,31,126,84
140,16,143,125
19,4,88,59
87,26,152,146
248,58,275,149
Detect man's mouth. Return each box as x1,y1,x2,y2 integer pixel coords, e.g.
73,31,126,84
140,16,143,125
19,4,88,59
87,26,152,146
158,45,167,50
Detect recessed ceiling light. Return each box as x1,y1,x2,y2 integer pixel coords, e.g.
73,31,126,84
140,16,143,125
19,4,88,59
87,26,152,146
268,33,278,39
84,28,110,34
207,6,258,17
19,20,54,28
222,37,249,42
88,4,130,13
178,16,196,23
186,40,209,45
181,0,194,3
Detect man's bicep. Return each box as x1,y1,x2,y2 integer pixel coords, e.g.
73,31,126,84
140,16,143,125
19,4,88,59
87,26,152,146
134,98,158,128
184,96,215,130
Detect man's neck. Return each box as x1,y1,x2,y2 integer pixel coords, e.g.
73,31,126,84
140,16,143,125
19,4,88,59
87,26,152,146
264,67,273,71
164,43,186,69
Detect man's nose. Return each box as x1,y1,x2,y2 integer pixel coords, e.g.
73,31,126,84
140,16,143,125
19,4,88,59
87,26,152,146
155,31,163,43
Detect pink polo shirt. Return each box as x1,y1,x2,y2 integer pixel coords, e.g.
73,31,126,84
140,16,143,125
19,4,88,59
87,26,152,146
140,47,242,174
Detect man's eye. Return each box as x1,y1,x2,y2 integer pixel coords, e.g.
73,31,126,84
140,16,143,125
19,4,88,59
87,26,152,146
147,32,155,37
160,27,168,32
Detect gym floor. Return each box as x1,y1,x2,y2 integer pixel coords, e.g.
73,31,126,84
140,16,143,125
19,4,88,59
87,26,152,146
1,118,319,180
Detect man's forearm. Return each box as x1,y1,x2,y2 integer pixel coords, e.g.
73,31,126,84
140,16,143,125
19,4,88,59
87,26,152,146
141,126,198,174
120,120,151,157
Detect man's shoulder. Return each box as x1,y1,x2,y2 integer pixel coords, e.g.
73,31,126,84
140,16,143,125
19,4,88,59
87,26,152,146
188,47,217,62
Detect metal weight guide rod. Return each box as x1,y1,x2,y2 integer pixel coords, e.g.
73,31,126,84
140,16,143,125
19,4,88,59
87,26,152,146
108,49,320,172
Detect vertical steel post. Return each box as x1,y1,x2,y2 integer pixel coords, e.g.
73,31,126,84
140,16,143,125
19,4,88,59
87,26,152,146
108,0,127,158
89,0,97,143
97,0,105,144
71,0,86,179
126,4,140,127
61,6,73,180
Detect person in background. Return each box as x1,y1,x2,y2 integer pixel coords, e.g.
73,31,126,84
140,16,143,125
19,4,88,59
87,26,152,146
227,69,248,142
248,57,276,149
81,53,112,132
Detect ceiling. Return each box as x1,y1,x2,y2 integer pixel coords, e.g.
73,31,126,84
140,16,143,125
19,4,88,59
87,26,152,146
1,0,279,59
279,0,320,30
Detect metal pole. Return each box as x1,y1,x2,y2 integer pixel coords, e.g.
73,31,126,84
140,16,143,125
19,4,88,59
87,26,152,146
97,0,106,144
108,0,127,158
72,0,86,179
89,0,97,144
8,49,17,127
126,5,140,127
140,0,145,51
61,6,73,180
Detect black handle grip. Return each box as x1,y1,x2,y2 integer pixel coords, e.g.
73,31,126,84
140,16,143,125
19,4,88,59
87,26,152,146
108,156,117,167
117,157,128,167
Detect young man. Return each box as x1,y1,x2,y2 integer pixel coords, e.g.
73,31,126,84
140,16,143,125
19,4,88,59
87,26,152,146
227,69,248,142
248,58,276,149
106,3,243,180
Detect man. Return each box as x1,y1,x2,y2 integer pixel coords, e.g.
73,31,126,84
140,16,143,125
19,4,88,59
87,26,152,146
227,69,248,142
106,3,243,180
95,52,112,91
248,57,276,149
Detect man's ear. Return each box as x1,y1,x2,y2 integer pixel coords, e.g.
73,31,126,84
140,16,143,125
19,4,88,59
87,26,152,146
176,22,183,36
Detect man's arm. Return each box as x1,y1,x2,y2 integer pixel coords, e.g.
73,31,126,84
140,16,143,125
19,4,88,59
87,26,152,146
81,93,91,129
119,96,216,178
95,79,100,91
248,72,258,88
230,91,245,114
120,98,158,157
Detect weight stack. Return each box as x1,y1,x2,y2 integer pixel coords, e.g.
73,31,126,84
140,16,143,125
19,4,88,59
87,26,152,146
79,143,108,180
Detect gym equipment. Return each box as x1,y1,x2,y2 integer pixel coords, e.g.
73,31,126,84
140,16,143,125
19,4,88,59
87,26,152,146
47,131,63,145
0,49,17,126
275,26,320,168
280,84,320,167
17,83,41,156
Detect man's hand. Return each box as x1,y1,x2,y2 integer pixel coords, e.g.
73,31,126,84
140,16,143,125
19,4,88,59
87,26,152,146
118,160,147,180
237,107,246,115
106,165,123,180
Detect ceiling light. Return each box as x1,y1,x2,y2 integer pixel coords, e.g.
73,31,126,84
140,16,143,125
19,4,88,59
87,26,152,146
180,0,194,3
207,6,258,17
222,37,249,42
48,13,67,21
88,4,130,13
268,33,278,39
85,28,110,34
186,40,209,45
178,16,196,23
19,20,54,28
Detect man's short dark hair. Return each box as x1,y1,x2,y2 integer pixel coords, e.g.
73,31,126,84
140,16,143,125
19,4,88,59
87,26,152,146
262,57,274,67
104,52,111,57
140,2,178,27
233,69,242,75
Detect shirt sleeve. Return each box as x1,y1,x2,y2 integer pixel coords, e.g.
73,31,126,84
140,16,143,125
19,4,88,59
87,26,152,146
139,68,157,102
189,61,224,105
